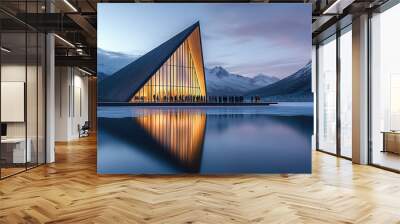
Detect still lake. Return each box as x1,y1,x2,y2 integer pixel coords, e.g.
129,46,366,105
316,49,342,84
97,102,313,174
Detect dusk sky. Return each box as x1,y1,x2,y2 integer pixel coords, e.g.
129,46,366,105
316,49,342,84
98,4,311,78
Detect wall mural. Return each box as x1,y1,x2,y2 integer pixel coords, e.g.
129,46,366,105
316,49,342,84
97,3,313,174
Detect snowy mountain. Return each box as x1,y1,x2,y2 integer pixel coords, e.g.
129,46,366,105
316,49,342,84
97,48,139,76
205,66,279,96
246,62,312,102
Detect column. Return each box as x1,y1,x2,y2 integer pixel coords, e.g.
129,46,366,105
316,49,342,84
46,32,55,163
352,14,369,164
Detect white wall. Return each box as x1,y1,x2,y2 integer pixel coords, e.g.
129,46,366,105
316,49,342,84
55,66,69,141
71,72,89,138
55,67,89,141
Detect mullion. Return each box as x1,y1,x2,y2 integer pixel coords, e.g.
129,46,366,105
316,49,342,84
336,30,341,157
36,0,39,167
25,1,28,171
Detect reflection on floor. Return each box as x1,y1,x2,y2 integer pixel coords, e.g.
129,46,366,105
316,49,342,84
0,162,43,178
0,167,25,178
373,150,400,170
0,135,400,223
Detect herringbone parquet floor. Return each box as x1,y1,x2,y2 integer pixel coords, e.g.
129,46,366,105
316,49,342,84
1,135,400,224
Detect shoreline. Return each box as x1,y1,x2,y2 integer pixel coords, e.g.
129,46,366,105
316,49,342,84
98,102,279,106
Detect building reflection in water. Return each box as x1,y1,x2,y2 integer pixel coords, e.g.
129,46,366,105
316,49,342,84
135,108,207,171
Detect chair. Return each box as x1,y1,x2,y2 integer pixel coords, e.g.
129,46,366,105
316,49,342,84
78,121,90,138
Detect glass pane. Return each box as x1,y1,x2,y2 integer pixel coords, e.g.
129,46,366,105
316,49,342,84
131,36,205,103
371,4,400,171
1,31,27,177
27,31,38,169
27,0,39,168
318,36,337,154
340,29,352,158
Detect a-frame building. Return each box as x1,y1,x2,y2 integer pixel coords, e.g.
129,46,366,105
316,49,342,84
98,22,207,103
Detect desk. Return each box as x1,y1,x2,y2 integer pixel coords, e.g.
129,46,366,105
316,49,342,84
382,131,400,154
1,138,31,163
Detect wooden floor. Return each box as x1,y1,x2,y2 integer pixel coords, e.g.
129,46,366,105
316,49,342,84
1,135,400,223
373,151,400,171
1,167,26,178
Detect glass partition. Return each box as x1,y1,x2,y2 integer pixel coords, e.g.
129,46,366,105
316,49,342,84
0,2,46,179
1,30,28,177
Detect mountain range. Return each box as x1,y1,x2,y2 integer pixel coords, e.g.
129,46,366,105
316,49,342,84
98,49,138,80
205,66,279,96
246,62,312,101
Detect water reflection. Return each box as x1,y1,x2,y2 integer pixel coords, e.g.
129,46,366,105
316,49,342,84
98,105,313,174
135,108,206,171
99,108,206,172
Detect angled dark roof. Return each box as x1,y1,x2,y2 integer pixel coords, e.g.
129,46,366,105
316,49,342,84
98,22,200,102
